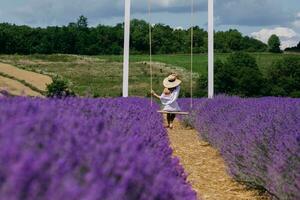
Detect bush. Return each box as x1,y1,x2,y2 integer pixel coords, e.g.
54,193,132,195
179,96,300,200
194,73,208,97
215,52,264,97
267,56,300,97
46,77,75,98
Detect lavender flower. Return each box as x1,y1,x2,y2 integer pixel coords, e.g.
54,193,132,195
0,97,197,200
179,96,300,200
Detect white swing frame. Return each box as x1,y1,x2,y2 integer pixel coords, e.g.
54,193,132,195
122,0,214,99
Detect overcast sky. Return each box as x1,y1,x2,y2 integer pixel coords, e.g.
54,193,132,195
0,0,300,48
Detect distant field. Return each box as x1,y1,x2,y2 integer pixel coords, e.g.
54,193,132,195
97,53,295,75
0,53,298,97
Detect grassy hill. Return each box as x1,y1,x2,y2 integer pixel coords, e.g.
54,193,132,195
0,53,298,97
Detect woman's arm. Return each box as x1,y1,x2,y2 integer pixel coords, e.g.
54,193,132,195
151,90,161,99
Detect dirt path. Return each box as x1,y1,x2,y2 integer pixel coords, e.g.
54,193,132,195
167,120,270,200
0,63,52,91
0,76,43,97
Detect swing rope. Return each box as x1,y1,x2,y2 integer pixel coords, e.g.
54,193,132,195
148,0,153,106
148,0,194,109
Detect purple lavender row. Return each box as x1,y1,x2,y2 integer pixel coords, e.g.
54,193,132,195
179,96,300,200
0,97,197,200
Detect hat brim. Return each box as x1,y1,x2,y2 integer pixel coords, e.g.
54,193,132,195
163,78,182,88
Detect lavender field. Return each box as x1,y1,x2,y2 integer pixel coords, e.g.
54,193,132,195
179,96,300,200
0,97,196,200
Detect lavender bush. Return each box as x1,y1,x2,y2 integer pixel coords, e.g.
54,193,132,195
179,96,300,200
0,97,196,200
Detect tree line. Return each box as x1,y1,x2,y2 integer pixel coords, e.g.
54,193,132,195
0,16,268,55
285,42,300,53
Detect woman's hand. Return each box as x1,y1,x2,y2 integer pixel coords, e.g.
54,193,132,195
151,90,160,99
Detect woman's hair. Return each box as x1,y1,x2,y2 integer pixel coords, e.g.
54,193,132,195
163,88,171,95
168,87,177,92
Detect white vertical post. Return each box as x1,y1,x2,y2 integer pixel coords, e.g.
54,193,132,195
123,0,131,97
208,0,214,99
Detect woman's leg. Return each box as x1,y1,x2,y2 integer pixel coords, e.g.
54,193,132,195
169,114,176,129
166,113,171,127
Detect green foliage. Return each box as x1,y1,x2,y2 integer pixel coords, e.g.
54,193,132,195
215,52,264,97
46,77,75,98
215,30,267,53
268,34,281,53
0,18,267,55
285,41,300,52
196,73,208,97
266,56,300,97
212,53,300,97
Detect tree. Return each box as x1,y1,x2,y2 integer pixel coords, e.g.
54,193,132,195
227,29,243,51
130,19,149,53
77,15,88,29
0,17,270,55
268,34,281,53
192,26,207,53
152,24,175,54
215,52,264,97
241,36,267,52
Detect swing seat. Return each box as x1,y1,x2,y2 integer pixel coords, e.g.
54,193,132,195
157,110,189,115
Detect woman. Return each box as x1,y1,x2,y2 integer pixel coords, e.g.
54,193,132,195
151,74,181,129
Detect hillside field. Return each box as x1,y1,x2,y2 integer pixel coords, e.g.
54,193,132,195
0,53,298,97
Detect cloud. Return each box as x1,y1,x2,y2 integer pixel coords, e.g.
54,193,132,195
0,0,207,26
293,20,300,28
293,12,300,28
215,0,293,26
1,0,297,28
132,0,206,13
251,27,300,49
175,26,184,30
7,0,125,26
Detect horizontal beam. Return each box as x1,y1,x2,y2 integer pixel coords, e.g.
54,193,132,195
157,110,189,115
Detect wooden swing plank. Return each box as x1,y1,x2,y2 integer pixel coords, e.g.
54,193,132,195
157,110,189,115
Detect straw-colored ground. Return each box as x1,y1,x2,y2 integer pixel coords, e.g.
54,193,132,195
167,119,270,200
0,75,43,97
0,63,52,91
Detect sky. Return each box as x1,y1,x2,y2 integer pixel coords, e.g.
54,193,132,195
0,0,300,49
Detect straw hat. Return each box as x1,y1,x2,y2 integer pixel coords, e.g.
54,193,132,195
163,74,182,88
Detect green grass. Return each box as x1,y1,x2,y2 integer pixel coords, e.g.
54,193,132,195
97,53,293,76
0,53,298,97
97,54,209,75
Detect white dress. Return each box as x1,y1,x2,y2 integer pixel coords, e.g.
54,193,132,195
160,86,181,111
